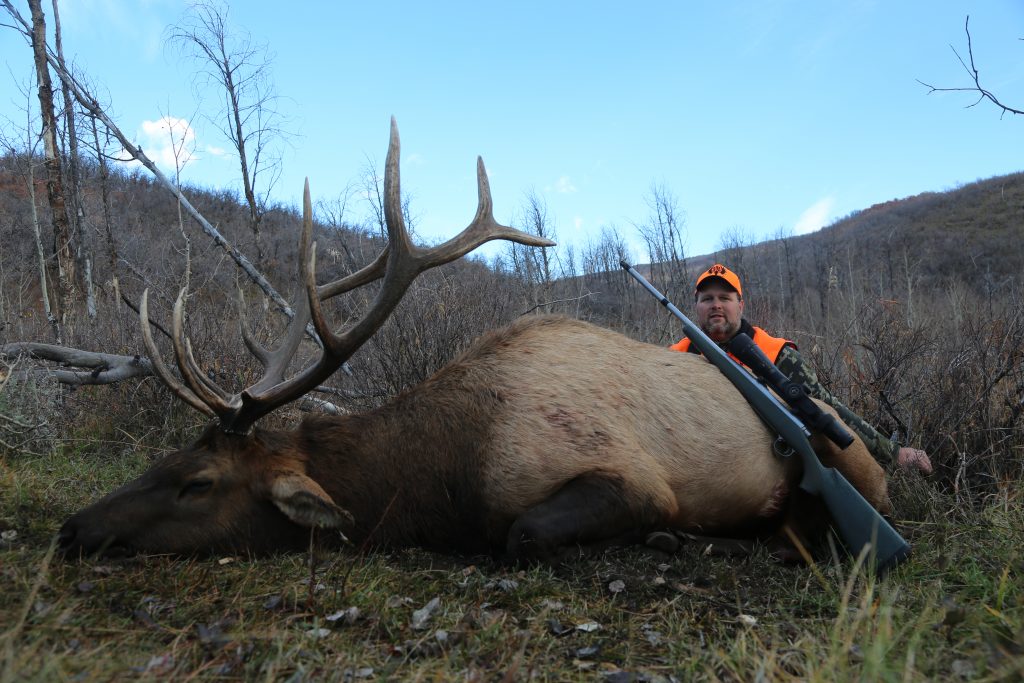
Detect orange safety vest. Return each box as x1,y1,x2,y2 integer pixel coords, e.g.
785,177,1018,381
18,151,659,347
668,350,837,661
669,326,796,364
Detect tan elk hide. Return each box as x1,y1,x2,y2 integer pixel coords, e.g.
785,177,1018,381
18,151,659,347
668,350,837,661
58,121,890,561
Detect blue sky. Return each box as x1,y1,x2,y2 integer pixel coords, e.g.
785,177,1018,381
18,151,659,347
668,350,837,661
2,1,1024,264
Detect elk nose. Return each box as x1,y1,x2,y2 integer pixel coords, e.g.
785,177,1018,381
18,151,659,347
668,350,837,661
57,519,78,550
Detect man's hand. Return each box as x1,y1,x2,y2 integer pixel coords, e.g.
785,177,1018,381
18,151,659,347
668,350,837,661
897,447,933,475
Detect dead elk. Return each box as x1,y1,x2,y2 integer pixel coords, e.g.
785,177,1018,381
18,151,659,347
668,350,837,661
58,123,890,562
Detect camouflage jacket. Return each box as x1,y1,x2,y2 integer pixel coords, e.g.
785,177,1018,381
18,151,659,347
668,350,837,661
774,345,898,466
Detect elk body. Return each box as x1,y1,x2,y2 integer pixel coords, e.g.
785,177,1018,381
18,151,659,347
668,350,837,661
58,121,890,561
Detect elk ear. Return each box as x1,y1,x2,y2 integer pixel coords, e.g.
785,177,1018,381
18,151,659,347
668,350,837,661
269,472,354,531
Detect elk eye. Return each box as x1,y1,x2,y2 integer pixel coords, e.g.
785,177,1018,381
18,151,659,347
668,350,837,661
179,479,213,498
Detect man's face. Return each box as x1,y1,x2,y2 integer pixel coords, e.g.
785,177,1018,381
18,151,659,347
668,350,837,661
695,280,743,342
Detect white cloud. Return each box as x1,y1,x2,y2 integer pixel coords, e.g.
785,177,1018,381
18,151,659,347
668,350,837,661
794,196,835,235
117,117,200,174
544,176,577,194
554,176,577,193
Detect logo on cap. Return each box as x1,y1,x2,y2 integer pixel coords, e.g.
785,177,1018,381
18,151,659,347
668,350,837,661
695,263,742,297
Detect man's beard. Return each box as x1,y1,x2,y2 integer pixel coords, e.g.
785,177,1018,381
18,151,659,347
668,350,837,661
702,318,737,342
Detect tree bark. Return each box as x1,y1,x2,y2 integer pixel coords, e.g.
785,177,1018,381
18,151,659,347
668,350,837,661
1,342,154,385
28,0,76,327
27,153,60,341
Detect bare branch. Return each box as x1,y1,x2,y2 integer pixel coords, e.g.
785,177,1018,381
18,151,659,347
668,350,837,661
1,343,154,385
520,292,596,316
918,16,1024,118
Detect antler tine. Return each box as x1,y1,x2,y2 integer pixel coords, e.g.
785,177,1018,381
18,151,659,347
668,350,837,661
308,119,429,360
139,289,216,417
313,116,429,303
236,283,311,390
382,116,417,267
297,120,402,307
244,284,312,395
316,247,389,301
170,290,237,415
183,337,233,402
416,156,556,271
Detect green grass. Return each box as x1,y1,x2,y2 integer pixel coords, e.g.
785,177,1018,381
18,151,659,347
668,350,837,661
2,444,1022,682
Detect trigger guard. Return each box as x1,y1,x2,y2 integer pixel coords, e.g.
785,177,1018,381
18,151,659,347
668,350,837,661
773,437,795,458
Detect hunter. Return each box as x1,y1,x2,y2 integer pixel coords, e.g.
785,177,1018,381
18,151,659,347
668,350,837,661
671,263,933,475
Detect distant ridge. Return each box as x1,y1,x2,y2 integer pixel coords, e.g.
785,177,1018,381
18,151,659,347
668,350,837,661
677,171,1024,293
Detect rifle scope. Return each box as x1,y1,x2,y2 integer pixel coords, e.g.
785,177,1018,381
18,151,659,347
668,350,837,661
726,333,854,450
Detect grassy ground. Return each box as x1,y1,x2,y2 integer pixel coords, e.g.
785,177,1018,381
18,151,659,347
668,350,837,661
2,443,1022,682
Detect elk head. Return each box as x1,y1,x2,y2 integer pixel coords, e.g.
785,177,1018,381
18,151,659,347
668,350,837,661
58,119,554,558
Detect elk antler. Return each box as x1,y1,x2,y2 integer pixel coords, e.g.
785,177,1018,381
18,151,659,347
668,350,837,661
139,289,216,418
140,118,555,434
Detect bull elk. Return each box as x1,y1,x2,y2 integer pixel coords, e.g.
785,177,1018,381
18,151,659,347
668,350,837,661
58,120,891,562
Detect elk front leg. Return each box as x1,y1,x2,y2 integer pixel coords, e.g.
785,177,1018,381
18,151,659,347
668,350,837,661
505,473,661,562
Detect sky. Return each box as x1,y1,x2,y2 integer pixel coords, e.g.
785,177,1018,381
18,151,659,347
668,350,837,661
2,1,1024,265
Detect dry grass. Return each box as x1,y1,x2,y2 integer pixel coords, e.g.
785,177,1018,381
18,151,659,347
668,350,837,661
2,439,1022,682
2,264,1024,680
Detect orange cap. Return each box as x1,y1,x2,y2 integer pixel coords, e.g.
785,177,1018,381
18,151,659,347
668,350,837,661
695,264,742,297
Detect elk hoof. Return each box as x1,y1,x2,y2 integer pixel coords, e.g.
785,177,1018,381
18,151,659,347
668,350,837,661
644,531,679,554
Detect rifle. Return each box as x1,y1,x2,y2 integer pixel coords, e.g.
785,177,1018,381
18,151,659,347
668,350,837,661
619,260,910,574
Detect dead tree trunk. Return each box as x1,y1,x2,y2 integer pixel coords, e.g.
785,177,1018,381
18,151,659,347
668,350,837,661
29,0,76,328
27,151,60,341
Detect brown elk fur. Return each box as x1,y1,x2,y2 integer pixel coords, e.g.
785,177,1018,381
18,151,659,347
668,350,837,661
59,315,890,560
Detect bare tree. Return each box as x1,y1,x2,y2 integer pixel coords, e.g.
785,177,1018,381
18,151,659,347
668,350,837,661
580,225,635,324
918,15,1024,118
507,189,558,310
168,0,289,265
769,225,796,321
360,153,416,241
715,225,755,277
634,182,688,298
314,180,379,278
27,0,75,334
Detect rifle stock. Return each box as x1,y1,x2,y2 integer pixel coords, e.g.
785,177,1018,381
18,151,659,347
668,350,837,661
619,260,910,574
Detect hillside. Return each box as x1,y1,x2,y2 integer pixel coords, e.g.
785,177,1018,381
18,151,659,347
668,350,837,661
793,172,1024,288
3,156,1023,364
639,171,1024,341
